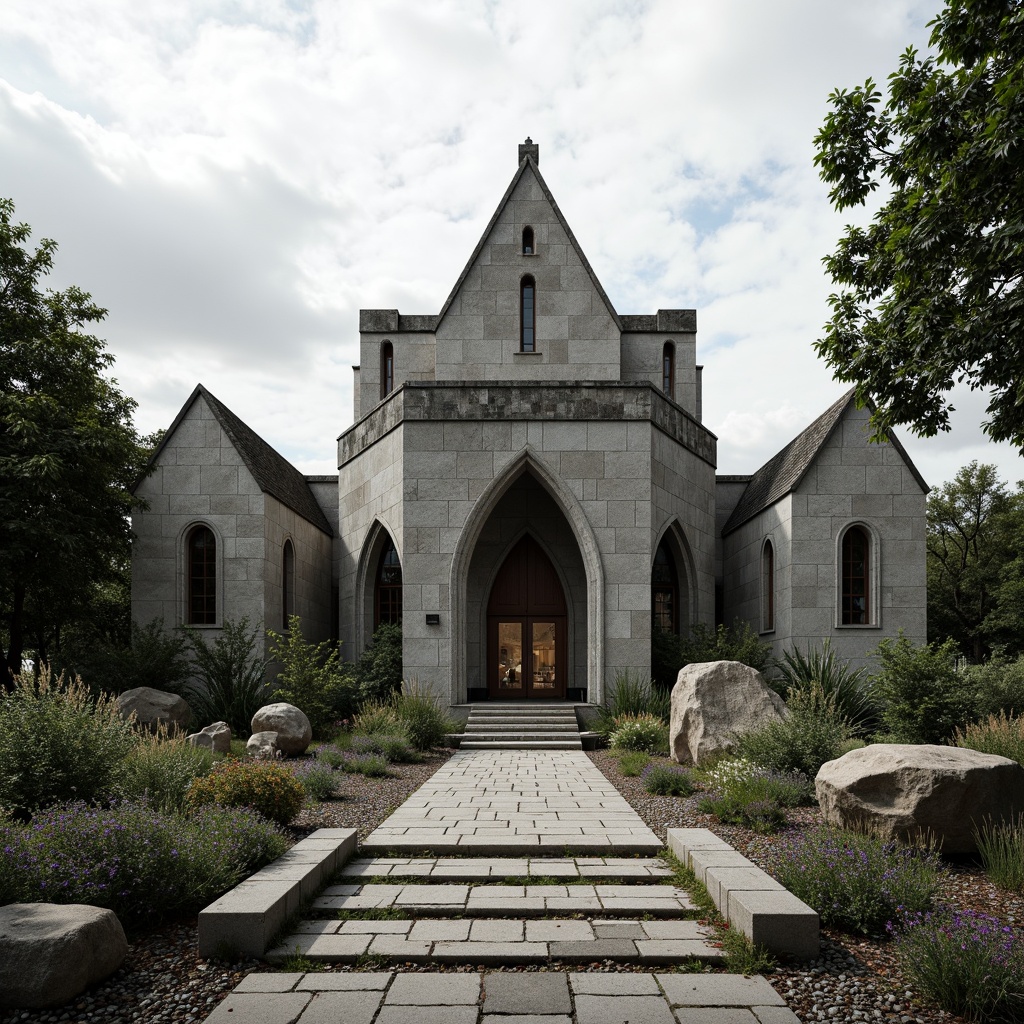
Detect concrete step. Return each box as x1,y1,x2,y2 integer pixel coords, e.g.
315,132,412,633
461,729,582,739
458,740,583,750
310,882,696,917
338,856,674,882
267,916,719,965
464,722,580,731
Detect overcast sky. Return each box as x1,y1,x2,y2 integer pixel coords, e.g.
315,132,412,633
2,0,1020,489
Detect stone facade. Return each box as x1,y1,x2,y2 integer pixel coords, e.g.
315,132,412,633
132,140,928,698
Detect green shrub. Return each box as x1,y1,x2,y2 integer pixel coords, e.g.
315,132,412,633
314,742,349,768
966,656,1024,719
0,669,137,818
776,641,878,736
374,734,419,762
734,683,852,777
0,800,286,923
392,686,456,751
119,730,215,813
290,760,338,801
269,616,358,737
770,826,941,934
352,698,404,736
893,908,1024,1021
617,751,651,777
678,621,775,674
609,713,669,754
352,622,404,704
342,753,392,777
955,712,1024,765
186,759,304,825
182,618,271,737
696,760,812,832
872,633,973,744
642,763,694,796
974,815,1024,892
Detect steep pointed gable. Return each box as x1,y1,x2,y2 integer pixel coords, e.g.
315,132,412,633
436,151,622,332
139,385,333,536
722,389,930,536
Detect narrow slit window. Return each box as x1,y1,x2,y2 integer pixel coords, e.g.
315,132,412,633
187,526,216,625
282,539,295,628
522,226,534,254
761,540,774,632
662,342,675,397
520,276,535,352
381,341,394,399
841,526,870,625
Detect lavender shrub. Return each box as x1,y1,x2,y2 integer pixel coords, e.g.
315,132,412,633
771,825,941,934
892,908,1024,1021
289,760,337,800
0,800,286,923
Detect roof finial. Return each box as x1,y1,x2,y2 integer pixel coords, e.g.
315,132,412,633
518,137,539,166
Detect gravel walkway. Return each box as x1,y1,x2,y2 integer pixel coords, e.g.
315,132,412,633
5,747,1022,1024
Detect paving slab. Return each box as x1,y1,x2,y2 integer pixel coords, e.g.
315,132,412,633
656,974,786,1007
295,990,381,1024
483,971,571,1014
203,992,311,1024
574,993,676,1024
386,972,481,1004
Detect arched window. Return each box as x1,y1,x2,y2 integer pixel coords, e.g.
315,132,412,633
380,341,394,399
522,226,534,255
761,539,775,632
520,275,536,352
187,526,216,625
375,537,402,627
662,342,675,397
651,539,678,633
282,539,295,628
841,526,870,625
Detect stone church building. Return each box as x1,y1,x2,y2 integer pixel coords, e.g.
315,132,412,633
131,140,928,706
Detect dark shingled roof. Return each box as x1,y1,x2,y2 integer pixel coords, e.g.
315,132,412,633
139,385,333,537
723,390,853,536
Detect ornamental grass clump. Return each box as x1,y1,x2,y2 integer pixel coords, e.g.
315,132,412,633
0,668,137,818
289,760,337,801
956,713,1024,767
119,729,215,813
341,753,392,778
186,759,304,825
770,825,942,934
0,800,286,923
609,713,669,754
642,763,695,797
891,908,1024,1022
974,815,1024,892
617,751,651,777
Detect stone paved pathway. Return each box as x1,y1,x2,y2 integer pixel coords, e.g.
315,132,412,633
361,750,662,854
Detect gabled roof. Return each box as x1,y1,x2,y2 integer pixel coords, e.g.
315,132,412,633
721,389,929,536
138,384,333,536
435,154,622,332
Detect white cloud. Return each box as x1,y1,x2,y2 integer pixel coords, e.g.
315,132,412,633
2,0,1019,490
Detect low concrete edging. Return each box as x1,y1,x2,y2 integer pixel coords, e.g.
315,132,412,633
198,828,357,958
666,828,819,960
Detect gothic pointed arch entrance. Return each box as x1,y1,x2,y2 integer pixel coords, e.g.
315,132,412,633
487,535,567,699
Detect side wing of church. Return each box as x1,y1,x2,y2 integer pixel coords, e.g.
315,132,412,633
131,140,927,704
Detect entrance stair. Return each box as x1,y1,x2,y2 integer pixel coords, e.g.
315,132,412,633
456,702,582,750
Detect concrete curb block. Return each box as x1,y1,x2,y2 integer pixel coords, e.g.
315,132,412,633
198,828,357,957
666,827,819,960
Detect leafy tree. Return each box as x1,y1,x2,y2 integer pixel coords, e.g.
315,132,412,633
0,198,149,683
352,621,404,704
926,462,1019,660
813,1,1024,448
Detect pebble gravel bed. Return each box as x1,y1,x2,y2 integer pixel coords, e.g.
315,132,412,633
6,746,1023,1024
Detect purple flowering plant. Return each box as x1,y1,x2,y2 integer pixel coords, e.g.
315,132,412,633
641,762,695,797
889,907,1024,1020
770,825,942,934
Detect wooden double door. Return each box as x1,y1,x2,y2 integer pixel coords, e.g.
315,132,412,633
487,536,567,700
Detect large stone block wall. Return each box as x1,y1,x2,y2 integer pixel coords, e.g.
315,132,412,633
434,166,622,383
131,396,267,648
621,331,699,420
358,327,437,422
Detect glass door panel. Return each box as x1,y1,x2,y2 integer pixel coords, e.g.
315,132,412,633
496,622,524,692
530,621,557,693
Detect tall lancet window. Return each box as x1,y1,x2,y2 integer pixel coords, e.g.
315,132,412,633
761,539,775,632
282,539,295,628
520,276,536,352
522,226,534,254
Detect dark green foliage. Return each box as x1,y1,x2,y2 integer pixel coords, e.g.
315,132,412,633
735,683,853,777
676,621,774,675
352,622,403,704
390,690,455,751
595,670,671,739
0,198,150,680
967,657,1024,719
776,641,878,736
872,633,974,744
651,624,684,690
697,760,813,833
118,732,215,814
182,618,270,737
269,616,358,737
617,751,651,777
813,2,1024,450
0,669,137,818
955,713,1024,767
642,763,694,797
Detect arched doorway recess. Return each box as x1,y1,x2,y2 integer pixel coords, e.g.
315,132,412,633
487,535,567,700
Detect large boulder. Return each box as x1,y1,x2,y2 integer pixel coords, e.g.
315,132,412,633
116,686,191,733
816,743,1024,854
670,660,787,765
251,703,312,756
186,720,231,753
0,904,128,1009
246,730,280,760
